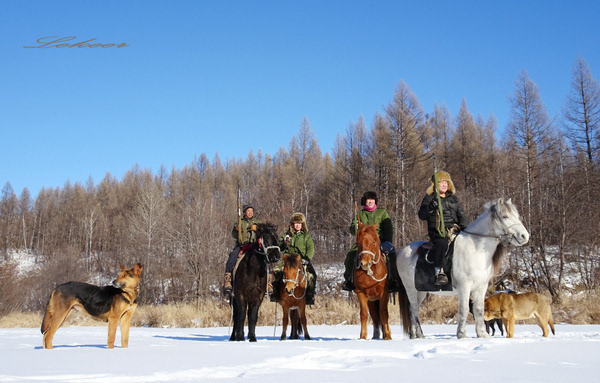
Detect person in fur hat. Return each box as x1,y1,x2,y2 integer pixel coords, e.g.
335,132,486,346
342,191,395,291
270,212,317,304
222,204,260,297
418,171,468,285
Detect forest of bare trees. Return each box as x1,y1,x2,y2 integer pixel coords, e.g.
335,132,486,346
1,56,599,315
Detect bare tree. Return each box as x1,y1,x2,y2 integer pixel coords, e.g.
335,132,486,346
382,81,426,245
563,54,600,165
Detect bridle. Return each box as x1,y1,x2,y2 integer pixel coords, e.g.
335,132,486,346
356,247,387,282
462,205,522,245
282,260,307,299
255,237,281,259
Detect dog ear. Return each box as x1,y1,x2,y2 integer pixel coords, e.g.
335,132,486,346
120,262,126,271
133,263,143,275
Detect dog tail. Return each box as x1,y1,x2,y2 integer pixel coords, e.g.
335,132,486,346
40,291,54,334
549,314,556,336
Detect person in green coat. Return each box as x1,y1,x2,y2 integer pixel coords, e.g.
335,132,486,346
342,191,395,291
271,212,317,305
222,204,260,296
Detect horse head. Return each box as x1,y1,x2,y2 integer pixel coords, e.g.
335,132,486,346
255,222,281,263
488,198,529,246
356,222,381,271
282,254,305,296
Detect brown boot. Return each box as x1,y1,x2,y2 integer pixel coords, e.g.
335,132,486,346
222,272,232,296
434,272,448,286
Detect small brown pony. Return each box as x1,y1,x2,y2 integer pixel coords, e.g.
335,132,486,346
277,254,311,340
354,221,391,340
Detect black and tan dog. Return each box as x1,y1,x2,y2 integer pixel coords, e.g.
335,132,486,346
41,263,143,349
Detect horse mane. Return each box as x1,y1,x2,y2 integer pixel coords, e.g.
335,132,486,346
486,198,517,275
258,221,277,232
492,243,507,275
357,222,379,240
284,253,300,269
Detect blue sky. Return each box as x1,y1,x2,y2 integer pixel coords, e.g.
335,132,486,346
2,1,599,197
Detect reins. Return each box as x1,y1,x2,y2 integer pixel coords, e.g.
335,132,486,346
461,205,521,246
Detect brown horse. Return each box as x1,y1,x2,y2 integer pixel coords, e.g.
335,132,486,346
353,222,391,340
277,254,311,340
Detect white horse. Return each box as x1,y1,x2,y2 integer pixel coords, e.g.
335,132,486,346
396,198,529,339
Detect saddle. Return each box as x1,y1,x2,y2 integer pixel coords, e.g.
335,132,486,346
414,240,455,292
231,243,257,290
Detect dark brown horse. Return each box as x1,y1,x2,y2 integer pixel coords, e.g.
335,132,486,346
277,254,311,340
230,222,280,342
353,221,391,340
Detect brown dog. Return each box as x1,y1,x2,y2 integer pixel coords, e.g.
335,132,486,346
484,291,555,338
41,263,143,349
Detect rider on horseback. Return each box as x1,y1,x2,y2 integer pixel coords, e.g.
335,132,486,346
342,191,397,292
222,203,260,296
271,212,317,305
418,171,468,286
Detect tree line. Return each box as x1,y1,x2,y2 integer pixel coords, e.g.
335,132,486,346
1,55,599,314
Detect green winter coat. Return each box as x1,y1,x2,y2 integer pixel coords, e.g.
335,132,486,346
231,216,260,246
349,208,393,244
278,230,315,262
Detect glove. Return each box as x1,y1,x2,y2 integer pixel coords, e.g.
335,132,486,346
247,224,257,232
429,199,439,210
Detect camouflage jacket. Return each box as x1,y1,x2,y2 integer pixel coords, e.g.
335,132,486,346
231,216,260,246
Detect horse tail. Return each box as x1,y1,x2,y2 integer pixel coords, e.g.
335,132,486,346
396,277,411,336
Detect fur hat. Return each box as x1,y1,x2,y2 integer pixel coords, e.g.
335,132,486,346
360,191,378,206
289,212,308,232
426,171,455,195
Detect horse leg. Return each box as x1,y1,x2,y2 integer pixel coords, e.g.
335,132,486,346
470,286,491,338
280,302,289,340
406,291,426,339
455,287,471,339
247,302,261,342
368,300,381,339
230,298,246,342
380,290,392,340
289,308,300,340
357,292,369,340
299,304,310,340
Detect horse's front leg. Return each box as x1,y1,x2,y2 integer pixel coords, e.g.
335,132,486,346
299,305,310,340
368,300,381,339
456,288,471,339
380,289,392,340
247,302,261,342
230,298,246,341
280,304,289,340
471,287,491,338
356,292,369,339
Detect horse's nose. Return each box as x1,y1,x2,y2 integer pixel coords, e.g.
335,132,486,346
519,231,530,244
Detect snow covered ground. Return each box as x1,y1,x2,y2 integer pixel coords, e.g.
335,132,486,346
1,324,598,382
